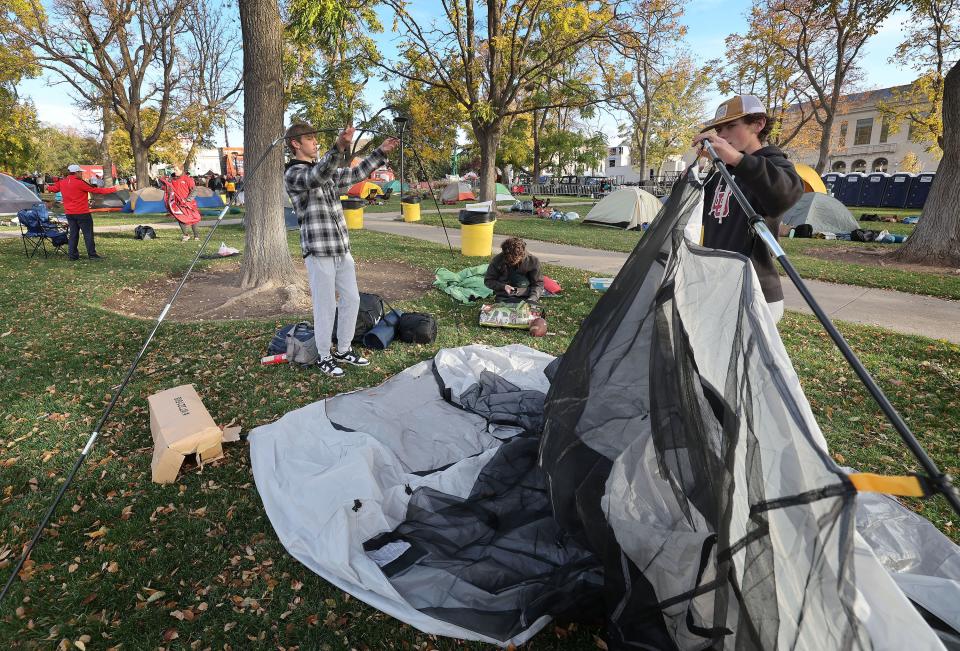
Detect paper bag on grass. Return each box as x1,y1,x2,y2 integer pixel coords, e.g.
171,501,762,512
148,384,240,484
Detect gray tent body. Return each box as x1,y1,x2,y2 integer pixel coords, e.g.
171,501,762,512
782,192,859,234
0,173,42,215
251,175,958,649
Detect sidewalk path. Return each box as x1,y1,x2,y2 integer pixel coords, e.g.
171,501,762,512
363,212,960,344
5,213,957,343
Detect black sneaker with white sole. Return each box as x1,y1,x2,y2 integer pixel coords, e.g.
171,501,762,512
316,356,345,377
333,349,370,366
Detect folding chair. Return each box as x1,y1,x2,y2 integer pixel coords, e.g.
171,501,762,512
19,209,68,259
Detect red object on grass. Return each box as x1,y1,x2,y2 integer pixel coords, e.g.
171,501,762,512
543,276,562,294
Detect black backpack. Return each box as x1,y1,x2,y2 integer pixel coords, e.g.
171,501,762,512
134,225,157,240
793,224,814,238
851,228,878,242
397,312,438,344
333,292,385,346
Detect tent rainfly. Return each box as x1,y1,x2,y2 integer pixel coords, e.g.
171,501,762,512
193,186,226,209
441,182,476,204
0,173,42,215
250,173,960,650
795,163,828,193
583,187,663,230
124,187,167,213
781,192,859,234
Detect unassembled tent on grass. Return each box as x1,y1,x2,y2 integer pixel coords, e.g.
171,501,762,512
250,173,960,649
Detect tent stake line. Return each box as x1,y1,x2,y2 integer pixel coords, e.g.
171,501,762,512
701,140,960,517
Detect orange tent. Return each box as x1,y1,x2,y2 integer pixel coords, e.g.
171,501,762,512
347,180,382,199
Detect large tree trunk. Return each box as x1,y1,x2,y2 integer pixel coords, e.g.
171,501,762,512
475,123,502,202
132,140,150,190
531,110,541,181
895,61,960,265
815,113,835,174
100,98,114,187
238,0,299,289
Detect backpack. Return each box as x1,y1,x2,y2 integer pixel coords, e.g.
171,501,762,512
134,225,157,240
793,224,814,238
851,228,878,242
268,322,318,364
397,312,437,344
333,292,384,346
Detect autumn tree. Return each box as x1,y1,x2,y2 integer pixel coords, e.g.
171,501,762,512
876,0,958,156
643,58,711,173
717,6,819,152
384,82,466,179
759,0,898,172
15,0,192,185
599,0,706,180
108,108,186,175
0,0,42,173
895,60,960,265
33,125,99,174
379,0,629,201
179,0,242,171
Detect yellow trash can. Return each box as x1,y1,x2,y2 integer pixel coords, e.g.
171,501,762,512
341,197,365,230
401,195,421,222
458,209,496,257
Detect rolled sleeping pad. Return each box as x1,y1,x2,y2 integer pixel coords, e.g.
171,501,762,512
363,309,403,350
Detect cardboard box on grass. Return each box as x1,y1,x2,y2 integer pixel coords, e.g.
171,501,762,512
148,384,240,484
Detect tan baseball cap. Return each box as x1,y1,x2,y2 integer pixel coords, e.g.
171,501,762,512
701,95,766,132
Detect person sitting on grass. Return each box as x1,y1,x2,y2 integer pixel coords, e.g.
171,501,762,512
484,237,544,303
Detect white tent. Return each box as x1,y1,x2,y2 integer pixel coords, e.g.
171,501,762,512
583,187,662,230
0,173,42,215
495,183,515,202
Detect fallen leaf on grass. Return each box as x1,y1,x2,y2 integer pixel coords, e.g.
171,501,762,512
86,526,108,539
146,590,166,603
162,628,178,641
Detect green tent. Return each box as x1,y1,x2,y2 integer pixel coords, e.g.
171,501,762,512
495,183,515,202
383,180,411,194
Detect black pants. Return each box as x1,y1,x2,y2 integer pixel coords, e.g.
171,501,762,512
66,213,96,258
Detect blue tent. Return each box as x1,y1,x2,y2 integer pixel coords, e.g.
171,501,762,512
835,173,866,206
880,173,913,209
906,173,935,209
822,173,843,195
858,173,889,207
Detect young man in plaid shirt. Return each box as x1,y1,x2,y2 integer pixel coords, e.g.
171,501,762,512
284,123,399,377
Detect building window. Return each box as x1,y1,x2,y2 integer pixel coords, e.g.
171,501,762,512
609,159,616,168
879,117,891,144
832,161,847,172
852,159,867,173
854,118,873,146
872,158,888,172
838,122,848,148
609,148,617,156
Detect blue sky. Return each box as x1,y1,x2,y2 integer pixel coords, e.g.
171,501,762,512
18,0,916,147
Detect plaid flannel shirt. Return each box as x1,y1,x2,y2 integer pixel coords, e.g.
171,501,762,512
284,146,388,258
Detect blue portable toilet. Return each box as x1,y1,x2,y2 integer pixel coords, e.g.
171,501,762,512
859,173,889,207
836,173,865,206
822,173,843,195
880,173,913,209
906,173,935,209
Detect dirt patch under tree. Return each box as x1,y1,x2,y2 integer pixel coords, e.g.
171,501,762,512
803,245,960,276
103,259,437,321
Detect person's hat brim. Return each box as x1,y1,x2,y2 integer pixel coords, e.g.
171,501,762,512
700,111,750,133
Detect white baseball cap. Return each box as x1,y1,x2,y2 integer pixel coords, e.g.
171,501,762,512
701,95,767,132
67,164,82,173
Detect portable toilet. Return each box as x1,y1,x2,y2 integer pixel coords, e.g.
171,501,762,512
822,173,843,195
836,173,865,206
880,173,913,209
858,172,889,207
906,173,936,209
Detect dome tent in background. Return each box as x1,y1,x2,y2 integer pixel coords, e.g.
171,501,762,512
0,173,42,215
583,187,662,230
781,193,859,234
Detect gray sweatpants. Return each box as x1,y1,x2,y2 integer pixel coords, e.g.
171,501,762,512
305,253,360,357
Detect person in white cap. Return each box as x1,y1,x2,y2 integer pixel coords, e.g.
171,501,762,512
692,95,803,323
46,164,119,260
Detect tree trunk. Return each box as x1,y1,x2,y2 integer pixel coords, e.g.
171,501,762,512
132,140,150,190
532,110,541,181
100,98,114,187
223,120,230,147
238,0,299,289
895,61,960,265
815,113,834,174
475,123,502,202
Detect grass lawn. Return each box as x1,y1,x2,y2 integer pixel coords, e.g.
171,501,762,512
0,227,958,648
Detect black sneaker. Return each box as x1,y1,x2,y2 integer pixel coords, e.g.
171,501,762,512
88,254,104,259
333,349,370,366
316,356,344,377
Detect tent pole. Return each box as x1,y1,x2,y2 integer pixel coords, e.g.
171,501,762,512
700,140,960,517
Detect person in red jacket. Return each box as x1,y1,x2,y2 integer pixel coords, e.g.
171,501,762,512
46,164,119,260
164,166,202,241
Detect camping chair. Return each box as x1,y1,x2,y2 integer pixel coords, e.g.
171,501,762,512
376,187,394,205
18,208,68,259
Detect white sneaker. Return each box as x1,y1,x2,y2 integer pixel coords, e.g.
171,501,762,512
316,356,344,377
333,349,370,366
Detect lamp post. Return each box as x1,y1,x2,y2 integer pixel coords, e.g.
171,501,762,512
393,115,409,196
